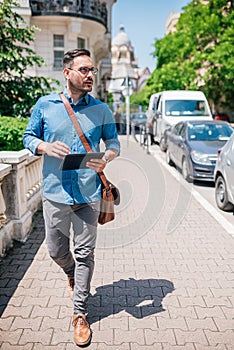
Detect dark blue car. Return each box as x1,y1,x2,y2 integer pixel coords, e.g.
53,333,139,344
166,120,233,182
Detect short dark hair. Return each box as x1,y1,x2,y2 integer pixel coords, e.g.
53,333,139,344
63,49,91,68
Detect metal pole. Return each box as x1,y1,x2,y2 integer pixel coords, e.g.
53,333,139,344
146,125,150,154
126,90,130,146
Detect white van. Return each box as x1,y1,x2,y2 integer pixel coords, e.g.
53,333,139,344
147,90,213,151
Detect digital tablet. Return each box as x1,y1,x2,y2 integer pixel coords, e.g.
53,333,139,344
59,152,105,170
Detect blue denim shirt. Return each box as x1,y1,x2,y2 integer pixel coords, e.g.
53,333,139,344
23,89,120,205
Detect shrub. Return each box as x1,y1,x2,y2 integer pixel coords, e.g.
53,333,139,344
0,116,28,151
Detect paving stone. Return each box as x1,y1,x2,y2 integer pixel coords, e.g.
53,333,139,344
0,343,33,350
186,288,213,297
157,316,187,330
205,330,234,346
131,344,163,350
0,316,14,331
33,344,66,350
144,329,176,345
2,305,33,318
211,288,234,297
114,329,144,345
89,329,114,345
195,345,228,350
129,315,158,330
195,306,226,319
99,316,129,330
31,305,59,318
168,306,197,319
221,307,234,319
179,296,206,308
19,329,53,345
22,296,50,307
47,296,72,307
0,329,23,345
10,316,43,331
174,329,208,346
13,286,41,298
50,329,73,345
185,317,217,331
204,296,233,308
213,318,234,332
163,344,196,350
40,316,70,331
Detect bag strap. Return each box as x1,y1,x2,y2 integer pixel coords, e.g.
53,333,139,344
60,93,92,153
60,93,110,188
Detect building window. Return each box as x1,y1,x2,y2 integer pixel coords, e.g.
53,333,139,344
77,37,85,49
54,50,64,70
54,34,64,47
53,34,64,70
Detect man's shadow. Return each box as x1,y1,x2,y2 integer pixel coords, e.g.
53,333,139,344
87,278,174,324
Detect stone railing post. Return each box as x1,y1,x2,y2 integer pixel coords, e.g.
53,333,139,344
0,150,33,243
0,164,11,229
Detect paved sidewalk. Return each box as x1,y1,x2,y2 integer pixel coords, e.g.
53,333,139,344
0,136,234,350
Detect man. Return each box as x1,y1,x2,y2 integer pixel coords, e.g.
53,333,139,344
23,49,120,346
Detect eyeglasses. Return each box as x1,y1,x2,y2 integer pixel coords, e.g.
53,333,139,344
68,67,98,76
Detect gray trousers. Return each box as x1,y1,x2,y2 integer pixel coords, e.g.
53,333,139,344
43,198,100,314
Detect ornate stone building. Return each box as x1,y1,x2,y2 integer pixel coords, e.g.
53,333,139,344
107,25,151,107
14,0,116,99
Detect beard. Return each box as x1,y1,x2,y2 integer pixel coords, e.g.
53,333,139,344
69,79,93,94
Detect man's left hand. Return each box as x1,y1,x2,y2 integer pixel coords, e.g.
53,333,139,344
86,158,106,172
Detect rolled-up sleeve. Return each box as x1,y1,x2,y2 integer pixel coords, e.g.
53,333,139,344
23,100,44,155
102,106,120,154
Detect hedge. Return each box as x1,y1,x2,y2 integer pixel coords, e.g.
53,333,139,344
0,116,29,151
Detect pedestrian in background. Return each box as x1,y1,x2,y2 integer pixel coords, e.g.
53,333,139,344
114,107,123,133
23,48,120,347
145,115,156,145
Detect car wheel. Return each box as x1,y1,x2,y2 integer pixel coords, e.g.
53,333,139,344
166,149,174,166
159,137,167,152
215,175,234,211
182,158,192,182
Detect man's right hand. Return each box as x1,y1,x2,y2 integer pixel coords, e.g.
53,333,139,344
37,141,70,159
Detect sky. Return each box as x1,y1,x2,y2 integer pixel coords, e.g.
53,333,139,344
112,0,190,72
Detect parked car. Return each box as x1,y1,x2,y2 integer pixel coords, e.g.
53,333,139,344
166,120,233,182
146,90,213,151
214,132,234,211
131,113,147,133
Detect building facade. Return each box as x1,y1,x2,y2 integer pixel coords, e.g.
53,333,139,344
14,0,116,99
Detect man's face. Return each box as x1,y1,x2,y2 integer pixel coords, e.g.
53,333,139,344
64,55,95,94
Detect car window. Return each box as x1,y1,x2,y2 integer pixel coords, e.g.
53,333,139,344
173,123,183,136
165,100,210,116
131,113,147,120
179,124,186,138
188,123,233,141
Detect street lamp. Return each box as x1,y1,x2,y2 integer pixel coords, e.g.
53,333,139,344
121,75,133,145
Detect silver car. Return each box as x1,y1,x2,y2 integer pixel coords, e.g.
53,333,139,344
214,131,234,211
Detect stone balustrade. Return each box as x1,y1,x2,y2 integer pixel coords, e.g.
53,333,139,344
0,150,43,257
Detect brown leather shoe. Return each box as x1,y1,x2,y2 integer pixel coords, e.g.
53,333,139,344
68,276,74,300
73,314,91,346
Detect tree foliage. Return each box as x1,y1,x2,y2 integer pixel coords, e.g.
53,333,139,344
131,0,234,111
0,0,61,117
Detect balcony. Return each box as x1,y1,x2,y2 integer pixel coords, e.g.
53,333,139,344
29,0,108,29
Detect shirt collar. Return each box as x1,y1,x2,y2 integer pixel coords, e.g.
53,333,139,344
62,88,89,106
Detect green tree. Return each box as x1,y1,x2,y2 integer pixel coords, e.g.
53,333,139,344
0,0,61,117
132,0,234,111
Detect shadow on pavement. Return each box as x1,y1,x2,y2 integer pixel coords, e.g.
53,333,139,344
88,277,174,324
0,207,45,316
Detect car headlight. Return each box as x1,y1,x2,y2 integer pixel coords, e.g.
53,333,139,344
190,150,212,165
